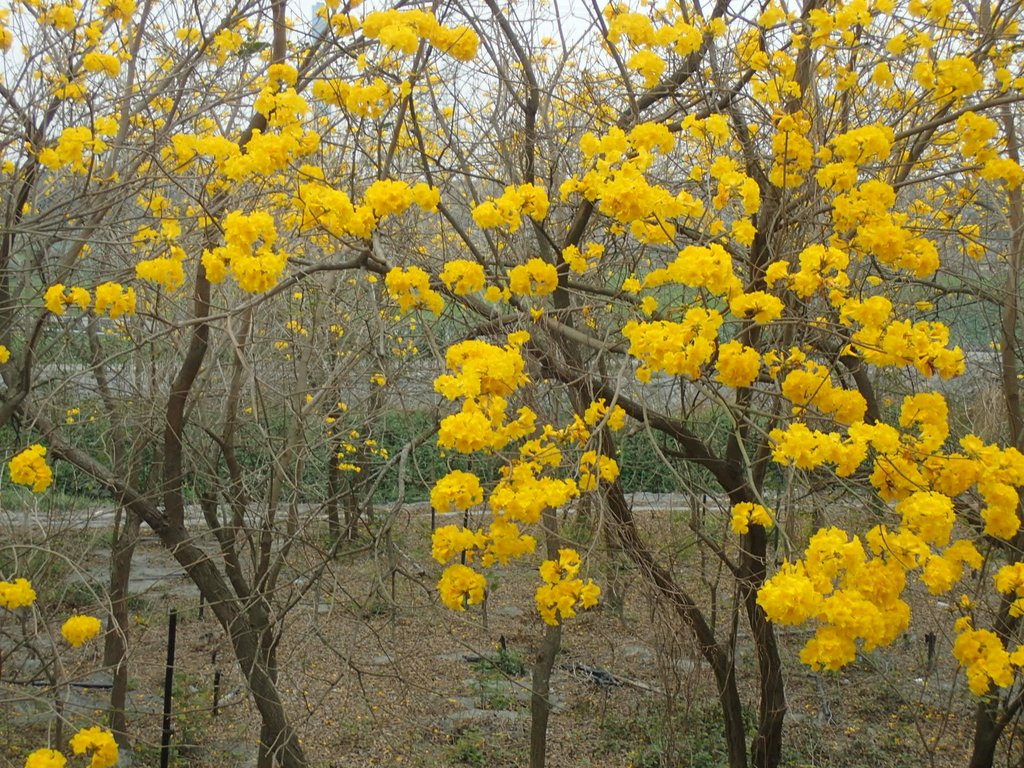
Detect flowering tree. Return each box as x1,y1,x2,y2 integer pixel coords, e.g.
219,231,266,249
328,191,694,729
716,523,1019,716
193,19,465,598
3,0,1024,767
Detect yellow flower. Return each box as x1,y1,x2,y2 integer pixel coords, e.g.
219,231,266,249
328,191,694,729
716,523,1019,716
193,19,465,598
535,549,599,625
9,445,53,493
729,291,784,323
438,564,486,610
0,577,37,610
730,502,774,534
93,282,136,318
715,340,761,389
24,748,67,768
82,52,121,77
61,615,103,647
386,266,444,314
135,257,185,291
69,727,118,768
431,470,484,513
440,259,486,295
508,258,558,297
0,344,9,363
578,451,620,492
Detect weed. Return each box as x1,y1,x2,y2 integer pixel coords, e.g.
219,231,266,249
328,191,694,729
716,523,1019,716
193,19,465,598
471,645,526,678
449,729,487,767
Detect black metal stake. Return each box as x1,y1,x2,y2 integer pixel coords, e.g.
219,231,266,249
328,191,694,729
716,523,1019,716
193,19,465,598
198,594,205,620
160,608,177,768
212,670,222,717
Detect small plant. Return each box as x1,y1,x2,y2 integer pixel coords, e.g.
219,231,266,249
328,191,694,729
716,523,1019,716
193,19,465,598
449,729,487,767
471,642,526,678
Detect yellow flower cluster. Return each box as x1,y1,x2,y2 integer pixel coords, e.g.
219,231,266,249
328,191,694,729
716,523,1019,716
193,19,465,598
578,450,620,492
471,183,550,232
430,338,610,624
254,87,307,130
362,9,479,61
439,259,486,295
831,181,940,278
385,266,444,315
851,316,965,379
434,335,530,402
758,528,911,671
994,563,1024,618
952,623,1024,695
135,256,185,291
771,244,849,298
730,502,774,535
709,154,761,215
715,340,761,389
92,282,136,319
606,7,703,55
364,179,440,218
934,55,983,99
0,577,37,610
430,470,484,513
433,518,536,570
38,126,108,173
437,563,486,611
61,615,103,647
643,244,741,298
169,112,318,183
763,379,1024,687
44,284,92,315
312,77,396,118
295,181,375,240
769,422,867,477
729,291,784,324
561,124,703,232
437,395,535,456
830,124,893,165
0,344,9,364
562,242,605,274
582,398,627,431
9,445,53,493
69,726,119,768
488,460,579,525
622,308,723,382
24,727,118,768
535,548,600,626
82,52,121,77
24,747,66,768
508,258,558,297
769,112,814,187
203,210,286,293
780,358,867,425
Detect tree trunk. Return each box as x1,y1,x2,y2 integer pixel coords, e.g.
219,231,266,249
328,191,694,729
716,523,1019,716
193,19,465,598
605,483,749,768
739,521,786,768
969,698,1003,768
103,507,142,748
529,623,562,768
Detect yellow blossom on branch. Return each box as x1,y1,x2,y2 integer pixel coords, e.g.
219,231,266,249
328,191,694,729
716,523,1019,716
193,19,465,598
385,266,444,314
508,258,558,297
437,564,486,611
439,259,486,295
430,470,484,514
24,748,67,768
535,548,600,625
61,615,103,647
0,577,37,610
9,445,53,493
69,727,118,768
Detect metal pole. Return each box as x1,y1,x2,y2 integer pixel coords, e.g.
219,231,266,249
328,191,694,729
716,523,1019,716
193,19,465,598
160,608,178,768
212,670,222,717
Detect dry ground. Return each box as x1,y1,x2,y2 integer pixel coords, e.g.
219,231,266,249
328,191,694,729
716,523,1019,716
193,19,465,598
0,498,1009,767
